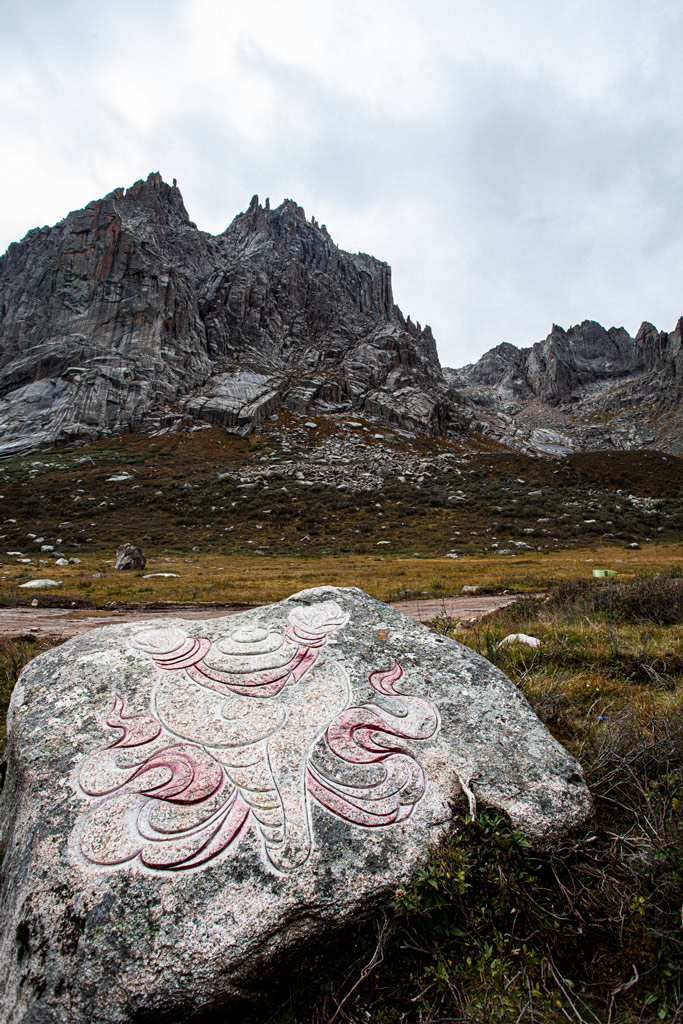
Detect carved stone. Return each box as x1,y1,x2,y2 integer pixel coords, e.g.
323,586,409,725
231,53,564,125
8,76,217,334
0,587,591,1023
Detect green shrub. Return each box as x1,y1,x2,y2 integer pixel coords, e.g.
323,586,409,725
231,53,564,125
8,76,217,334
0,638,57,754
555,574,683,626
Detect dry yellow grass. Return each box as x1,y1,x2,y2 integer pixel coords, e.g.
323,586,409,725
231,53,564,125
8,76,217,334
2,541,681,606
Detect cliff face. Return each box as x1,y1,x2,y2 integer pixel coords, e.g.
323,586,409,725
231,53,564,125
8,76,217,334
0,174,212,453
0,173,681,457
449,320,682,403
0,173,453,455
444,319,683,455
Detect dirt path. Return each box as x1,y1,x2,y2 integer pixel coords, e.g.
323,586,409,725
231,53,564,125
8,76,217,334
390,594,522,623
0,594,523,641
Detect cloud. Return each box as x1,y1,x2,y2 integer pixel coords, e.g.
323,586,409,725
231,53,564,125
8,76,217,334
2,1,683,366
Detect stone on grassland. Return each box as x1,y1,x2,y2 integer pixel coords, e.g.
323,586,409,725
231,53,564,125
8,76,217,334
17,579,62,589
0,587,591,1023
114,543,146,570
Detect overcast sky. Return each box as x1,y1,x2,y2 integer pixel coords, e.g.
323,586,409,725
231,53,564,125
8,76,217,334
2,0,683,367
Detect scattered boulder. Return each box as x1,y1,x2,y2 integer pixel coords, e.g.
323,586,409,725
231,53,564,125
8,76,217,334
0,587,590,1023
498,633,541,649
115,543,146,571
17,579,62,589
627,541,641,550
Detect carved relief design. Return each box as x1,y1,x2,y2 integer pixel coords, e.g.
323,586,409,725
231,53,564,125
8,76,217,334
73,602,440,874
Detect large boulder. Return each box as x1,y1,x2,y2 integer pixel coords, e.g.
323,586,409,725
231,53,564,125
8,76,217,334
0,587,591,1023
114,543,146,571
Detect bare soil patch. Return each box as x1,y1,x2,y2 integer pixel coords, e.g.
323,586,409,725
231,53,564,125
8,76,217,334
0,594,520,640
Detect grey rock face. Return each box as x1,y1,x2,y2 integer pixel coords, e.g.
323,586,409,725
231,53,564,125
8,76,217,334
445,319,683,454
0,587,591,1023
0,174,213,456
0,175,456,454
114,543,146,570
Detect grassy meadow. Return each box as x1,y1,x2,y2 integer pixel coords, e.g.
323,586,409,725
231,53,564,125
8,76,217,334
0,427,679,601
0,543,681,607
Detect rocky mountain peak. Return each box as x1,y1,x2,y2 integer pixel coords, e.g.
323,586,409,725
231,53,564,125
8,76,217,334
444,313,683,454
60,172,196,246
0,174,454,455
221,192,396,322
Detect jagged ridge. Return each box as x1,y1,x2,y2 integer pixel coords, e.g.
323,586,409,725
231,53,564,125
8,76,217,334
0,173,681,456
445,319,683,454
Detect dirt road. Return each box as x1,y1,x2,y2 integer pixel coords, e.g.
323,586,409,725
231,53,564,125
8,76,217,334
0,593,522,641
390,594,521,622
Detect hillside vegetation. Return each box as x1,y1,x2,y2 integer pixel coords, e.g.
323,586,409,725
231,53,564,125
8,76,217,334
0,425,680,607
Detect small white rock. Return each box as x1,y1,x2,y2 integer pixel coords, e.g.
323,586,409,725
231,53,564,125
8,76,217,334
18,579,62,589
497,633,541,649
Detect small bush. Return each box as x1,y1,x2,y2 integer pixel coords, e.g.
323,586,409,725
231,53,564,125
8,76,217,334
555,574,683,626
0,638,56,754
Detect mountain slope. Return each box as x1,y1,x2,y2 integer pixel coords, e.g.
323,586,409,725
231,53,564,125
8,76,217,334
444,319,683,454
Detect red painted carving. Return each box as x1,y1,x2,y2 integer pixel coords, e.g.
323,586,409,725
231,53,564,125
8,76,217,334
306,660,440,827
74,605,439,874
104,693,161,747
